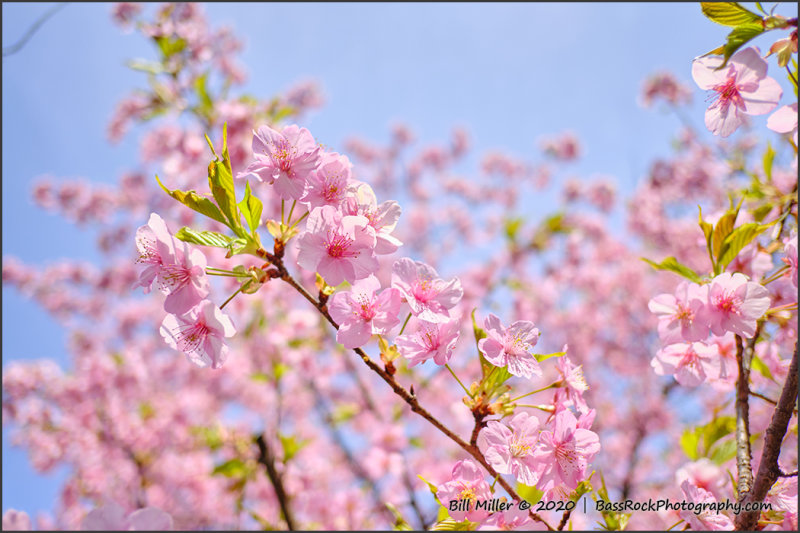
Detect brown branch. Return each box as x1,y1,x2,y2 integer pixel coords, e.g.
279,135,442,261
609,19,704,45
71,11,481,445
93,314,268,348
734,343,798,530
255,434,297,531
620,425,647,501
278,269,555,530
734,333,755,501
557,507,573,530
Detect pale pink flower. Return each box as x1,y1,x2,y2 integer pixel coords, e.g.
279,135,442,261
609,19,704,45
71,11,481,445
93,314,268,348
482,503,531,530
395,318,460,366
783,229,798,287
478,313,542,379
328,275,402,349
436,460,493,522
766,476,797,527
391,258,463,323
703,272,770,337
652,342,721,387
554,351,589,414
83,503,174,531
692,47,782,137
343,183,403,255
301,151,355,210
531,409,600,497
238,124,321,200
648,281,710,344
296,206,379,286
767,103,798,145
676,459,728,501
160,300,236,369
2,510,31,531
679,480,734,530
641,71,692,108
478,412,541,486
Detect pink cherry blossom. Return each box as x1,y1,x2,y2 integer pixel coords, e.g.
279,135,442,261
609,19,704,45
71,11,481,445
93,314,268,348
133,212,178,293
482,503,531,530
531,409,600,497
676,459,728,502
300,151,355,210
783,229,798,287
648,281,710,343
651,342,721,387
435,459,492,523
692,47,782,137
478,412,541,486
554,351,589,414
679,480,734,531
2,510,31,531
767,103,798,144
703,272,771,337
160,299,236,369
342,183,403,255
238,124,321,200
391,258,463,323
296,205,379,286
395,318,460,366
328,275,402,349
478,313,542,379
83,503,174,531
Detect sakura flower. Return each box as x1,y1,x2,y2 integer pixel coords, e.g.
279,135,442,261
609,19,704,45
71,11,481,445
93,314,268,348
343,182,403,255
478,412,541,486
651,342,721,387
482,503,531,530
679,480,734,531
238,124,321,200
328,275,402,349
2,510,31,531
133,213,209,315
531,409,600,497
676,459,728,501
767,103,798,145
554,351,589,414
703,272,770,337
160,299,236,369
692,47,782,137
391,258,463,323
83,502,174,530
301,151,355,210
436,459,492,522
296,205,379,286
783,229,798,287
395,318,460,366
478,313,542,379
648,281,710,344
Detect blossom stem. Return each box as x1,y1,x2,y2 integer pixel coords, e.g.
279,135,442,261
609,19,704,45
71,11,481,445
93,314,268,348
398,312,412,335
286,200,297,225
515,404,555,412
219,287,243,310
509,382,558,403
445,364,471,397
490,474,500,491
664,519,685,531
281,199,285,224
288,210,309,231
761,265,790,284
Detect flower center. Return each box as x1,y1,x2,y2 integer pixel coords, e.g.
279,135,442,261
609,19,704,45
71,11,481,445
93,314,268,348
712,291,741,315
710,76,744,113
175,321,210,353
555,442,578,472
509,433,531,458
353,293,376,321
413,278,435,302
159,263,192,292
325,231,356,259
136,235,160,265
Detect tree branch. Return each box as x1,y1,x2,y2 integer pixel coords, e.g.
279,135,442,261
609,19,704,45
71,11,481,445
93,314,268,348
255,433,297,531
734,343,798,530
734,332,756,500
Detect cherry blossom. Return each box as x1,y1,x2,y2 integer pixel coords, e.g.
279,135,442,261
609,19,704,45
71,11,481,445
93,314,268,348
478,412,541,486
678,480,734,531
651,342,721,387
83,503,174,531
395,318,460,366
703,272,771,338
435,460,492,523
648,281,710,344
767,103,798,144
328,275,402,349
783,229,798,288
342,183,403,255
160,300,236,369
478,313,542,379
300,151,354,210
296,206,379,285
2,510,31,531
692,47,782,137
391,258,462,323
554,351,589,414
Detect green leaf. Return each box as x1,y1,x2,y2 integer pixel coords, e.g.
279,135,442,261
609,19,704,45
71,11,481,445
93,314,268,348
712,211,739,261
175,227,233,248
126,59,164,75
702,415,736,452
504,216,524,242
701,3,762,26
155,175,228,226
385,502,414,531
533,351,566,362
154,35,187,57
194,72,213,116
762,142,775,181
206,125,242,234
212,458,248,478
680,427,703,460
751,354,776,382
641,256,703,284
698,206,714,258
709,438,738,465
278,433,310,463
718,23,766,68
238,180,264,234
717,222,769,269
516,483,543,505
431,518,477,531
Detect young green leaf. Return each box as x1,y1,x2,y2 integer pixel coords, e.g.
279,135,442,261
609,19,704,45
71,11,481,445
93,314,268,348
175,227,234,248
238,180,264,234
700,2,762,27
718,23,766,68
533,351,566,362
717,222,769,269
641,256,703,284
711,210,739,260
155,174,228,226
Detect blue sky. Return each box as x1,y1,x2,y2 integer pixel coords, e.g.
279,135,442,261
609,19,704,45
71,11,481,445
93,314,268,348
3,1,797,521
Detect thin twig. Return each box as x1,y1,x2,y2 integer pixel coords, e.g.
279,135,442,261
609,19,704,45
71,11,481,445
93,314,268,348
734,333,755,500
3,3,67,58
255,434,297,531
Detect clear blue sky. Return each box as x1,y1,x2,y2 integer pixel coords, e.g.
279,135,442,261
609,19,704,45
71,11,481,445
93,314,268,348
3,1,796,521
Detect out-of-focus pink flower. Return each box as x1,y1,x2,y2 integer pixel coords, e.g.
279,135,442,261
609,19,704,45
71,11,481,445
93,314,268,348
435,460,492,523
296,206,379,285
555,351,589,413
160,300,236,369
679,480,734,530
342,183,403,255
482,503,531,530
703,272,770,337
478,412,541,485
641,71,692,108
478,313,542,379
531,409,600,497
328,275,401,349
238,124,321,200
301,151,354,210
539,131,581,161
767,103,798,145
676,459,728,501
83,503,174,530
2,509,31,531
652,342,721,387
648,281,710,344
391,258,462,323
395,318,460,366
766,476,798,529
692,47,782,137
111,3,142,29
783,229,798,287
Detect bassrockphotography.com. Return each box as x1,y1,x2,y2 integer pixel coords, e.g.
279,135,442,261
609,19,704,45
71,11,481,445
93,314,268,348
596,498,773,515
